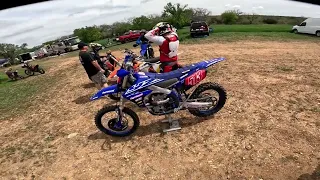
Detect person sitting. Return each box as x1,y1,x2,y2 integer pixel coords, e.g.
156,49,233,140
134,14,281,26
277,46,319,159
5,68,14,78
144,22,180,73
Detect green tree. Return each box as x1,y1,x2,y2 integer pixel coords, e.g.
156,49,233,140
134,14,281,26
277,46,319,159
111,22,132,36
132,16,154,30
248,13,259,24
99,24,113,38
162,3,191,29
189,8,211,22
221,10,239,24
0,43,24,64
73,26,102,43
20,43,28,50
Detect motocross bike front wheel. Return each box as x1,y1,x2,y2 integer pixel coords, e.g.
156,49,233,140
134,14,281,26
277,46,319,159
38,68,45,74
95,105,140,137
188,82,227,117
25,69,34,76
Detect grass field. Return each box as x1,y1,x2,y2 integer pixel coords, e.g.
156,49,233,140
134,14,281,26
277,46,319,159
0,57,71,120
211,24,292,32
177,24,319,42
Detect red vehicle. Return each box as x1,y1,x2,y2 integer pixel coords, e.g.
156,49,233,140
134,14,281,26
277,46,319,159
116,30,141,44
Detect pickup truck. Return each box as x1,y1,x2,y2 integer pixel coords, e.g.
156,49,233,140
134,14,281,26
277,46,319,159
116,30,141,44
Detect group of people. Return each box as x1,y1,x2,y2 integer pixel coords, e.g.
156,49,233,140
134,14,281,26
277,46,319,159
78,22,180,90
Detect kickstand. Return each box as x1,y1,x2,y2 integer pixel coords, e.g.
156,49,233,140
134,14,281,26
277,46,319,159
161,114,181,133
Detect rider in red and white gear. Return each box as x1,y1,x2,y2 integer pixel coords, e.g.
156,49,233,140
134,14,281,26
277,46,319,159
145,22,180,72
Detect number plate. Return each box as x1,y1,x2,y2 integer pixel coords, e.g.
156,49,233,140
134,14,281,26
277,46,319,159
185,70,206,86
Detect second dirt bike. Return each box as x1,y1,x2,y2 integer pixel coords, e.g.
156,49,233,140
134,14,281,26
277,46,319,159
133,42,155,59
22,63,45,76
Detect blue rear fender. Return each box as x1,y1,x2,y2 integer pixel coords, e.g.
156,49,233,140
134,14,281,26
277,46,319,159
197,57,226,69
90,85,120,101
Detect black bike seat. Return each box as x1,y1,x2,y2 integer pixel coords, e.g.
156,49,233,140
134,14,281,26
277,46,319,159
144,57,160,63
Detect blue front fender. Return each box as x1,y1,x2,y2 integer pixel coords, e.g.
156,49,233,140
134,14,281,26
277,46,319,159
90,85,119,101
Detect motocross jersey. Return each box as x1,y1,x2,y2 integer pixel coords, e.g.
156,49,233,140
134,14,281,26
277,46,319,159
136,34,149,45
145,29,179,63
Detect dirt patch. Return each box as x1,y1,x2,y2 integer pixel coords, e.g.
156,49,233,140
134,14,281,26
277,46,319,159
0,41,319,180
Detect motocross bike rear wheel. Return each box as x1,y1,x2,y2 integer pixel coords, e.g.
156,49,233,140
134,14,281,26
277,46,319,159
38,68,45,74
25,69,34,76
95,105,140,137
188,82,227,117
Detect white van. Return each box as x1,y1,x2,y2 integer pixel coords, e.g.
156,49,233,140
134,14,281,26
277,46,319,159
292,18,320,37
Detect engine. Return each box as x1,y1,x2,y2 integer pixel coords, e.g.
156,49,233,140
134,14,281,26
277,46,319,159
143,92,180,115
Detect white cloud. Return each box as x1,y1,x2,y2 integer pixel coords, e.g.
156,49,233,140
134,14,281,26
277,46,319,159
0,0,320,47
232,5,241,9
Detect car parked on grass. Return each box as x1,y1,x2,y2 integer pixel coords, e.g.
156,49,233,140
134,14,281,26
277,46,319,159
116,30,141,44
0,59,9,67
190,21,210,37
292,18,320,37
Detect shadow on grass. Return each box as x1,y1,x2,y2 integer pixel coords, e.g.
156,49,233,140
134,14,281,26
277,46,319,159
72,94,93,104
2,74,42,84
82,83,96,89
87,115,211,149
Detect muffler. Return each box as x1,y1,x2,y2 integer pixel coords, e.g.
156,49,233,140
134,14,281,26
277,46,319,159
183,102,213,109
148,85,171,95
151,98,170,105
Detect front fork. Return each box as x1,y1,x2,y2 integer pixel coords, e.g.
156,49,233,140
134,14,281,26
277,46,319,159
115,94,125,127
118,95,124,116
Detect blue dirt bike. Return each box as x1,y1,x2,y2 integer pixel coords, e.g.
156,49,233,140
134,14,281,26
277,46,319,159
90,49,227,137
133,41,155,59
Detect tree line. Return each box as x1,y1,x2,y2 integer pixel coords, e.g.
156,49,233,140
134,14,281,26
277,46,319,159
73,3,212,43
1,2,305,65
73,3,305,43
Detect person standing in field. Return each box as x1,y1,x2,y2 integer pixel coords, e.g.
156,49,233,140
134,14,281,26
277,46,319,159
78,42,108,89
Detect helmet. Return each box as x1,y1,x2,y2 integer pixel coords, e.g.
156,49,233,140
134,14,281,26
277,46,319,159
153,22,174,36
89,43,102,48
89,43,103,52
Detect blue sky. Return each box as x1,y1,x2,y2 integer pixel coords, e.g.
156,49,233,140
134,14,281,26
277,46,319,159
0,0,319,47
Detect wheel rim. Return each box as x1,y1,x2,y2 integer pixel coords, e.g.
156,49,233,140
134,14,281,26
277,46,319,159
26,70,32,75
317,32,320,37
101,109,134,134
107,118,128,131
196,90,220,114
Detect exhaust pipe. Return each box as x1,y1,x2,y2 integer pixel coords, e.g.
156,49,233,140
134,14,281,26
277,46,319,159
183,102,213,109
151,98,170,105
148,85,171,95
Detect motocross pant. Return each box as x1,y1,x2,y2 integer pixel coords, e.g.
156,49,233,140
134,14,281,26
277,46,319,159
160,61,180,73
